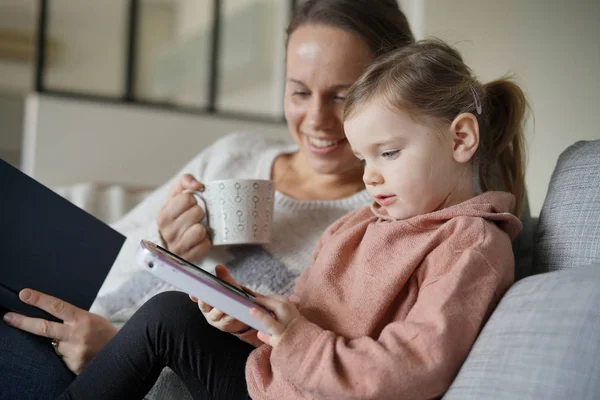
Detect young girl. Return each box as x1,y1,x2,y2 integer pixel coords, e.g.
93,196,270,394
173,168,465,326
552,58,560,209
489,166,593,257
58,39,526,400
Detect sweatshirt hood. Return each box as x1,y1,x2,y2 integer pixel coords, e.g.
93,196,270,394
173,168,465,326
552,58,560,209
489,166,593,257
371,191,522,240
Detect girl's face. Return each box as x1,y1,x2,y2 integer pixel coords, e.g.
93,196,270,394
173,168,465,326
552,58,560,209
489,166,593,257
344,100,470,220
284,25,373,176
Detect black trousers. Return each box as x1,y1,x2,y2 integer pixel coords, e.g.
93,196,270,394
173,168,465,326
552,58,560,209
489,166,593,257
58,291,253,400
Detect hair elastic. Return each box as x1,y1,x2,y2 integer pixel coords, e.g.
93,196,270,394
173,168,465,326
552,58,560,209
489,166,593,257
469,84,482,115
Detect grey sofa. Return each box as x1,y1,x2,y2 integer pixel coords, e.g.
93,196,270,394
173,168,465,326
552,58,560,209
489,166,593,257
444,139,600,399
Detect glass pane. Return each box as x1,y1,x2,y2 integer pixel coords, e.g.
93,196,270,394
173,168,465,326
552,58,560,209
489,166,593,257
0,0,37,169
151,0,212,108
0,0,37,93
44,0,128,97
217,0,287,118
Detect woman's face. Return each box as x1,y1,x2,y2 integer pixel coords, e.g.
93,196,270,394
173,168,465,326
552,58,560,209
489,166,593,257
284,25,373,176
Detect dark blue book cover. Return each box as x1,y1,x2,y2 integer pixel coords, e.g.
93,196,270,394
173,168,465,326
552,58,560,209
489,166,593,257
0,158,125,321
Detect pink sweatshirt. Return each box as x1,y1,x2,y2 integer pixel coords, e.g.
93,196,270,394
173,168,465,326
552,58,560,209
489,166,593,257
238,191,522,400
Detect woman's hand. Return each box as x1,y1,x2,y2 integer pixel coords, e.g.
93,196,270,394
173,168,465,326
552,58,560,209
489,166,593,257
252,295,301,347
190,265,251,334
2,289,117,375
157,174,212,263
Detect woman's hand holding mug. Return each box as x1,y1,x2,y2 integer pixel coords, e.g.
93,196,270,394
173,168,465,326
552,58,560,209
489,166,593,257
157,174,212,263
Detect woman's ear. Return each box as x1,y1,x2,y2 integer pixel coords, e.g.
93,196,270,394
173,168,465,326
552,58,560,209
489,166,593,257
449,113,479,163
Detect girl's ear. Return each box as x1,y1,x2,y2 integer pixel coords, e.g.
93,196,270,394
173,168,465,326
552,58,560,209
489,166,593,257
449,113,479,163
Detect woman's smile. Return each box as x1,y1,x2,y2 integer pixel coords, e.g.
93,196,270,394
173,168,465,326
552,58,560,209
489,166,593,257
303,134,347,155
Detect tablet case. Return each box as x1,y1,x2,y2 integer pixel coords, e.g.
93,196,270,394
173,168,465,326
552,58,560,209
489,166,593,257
0,158,125,321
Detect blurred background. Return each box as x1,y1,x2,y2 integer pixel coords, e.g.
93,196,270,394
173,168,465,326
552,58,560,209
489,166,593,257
0,0,599,221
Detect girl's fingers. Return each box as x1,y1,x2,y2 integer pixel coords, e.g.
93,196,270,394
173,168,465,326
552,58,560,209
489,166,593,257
208,308,225,322
197,300,213,314
254,294,283,310
254,295,291,320
256,330,271,345
250,307,281,336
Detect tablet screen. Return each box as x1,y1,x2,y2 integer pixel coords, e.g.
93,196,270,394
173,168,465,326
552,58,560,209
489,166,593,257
155,244,253,301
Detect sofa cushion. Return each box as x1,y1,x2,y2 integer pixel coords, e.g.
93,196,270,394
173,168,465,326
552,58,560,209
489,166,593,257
513,194,537,280
443,266,600,400
533,140,600,274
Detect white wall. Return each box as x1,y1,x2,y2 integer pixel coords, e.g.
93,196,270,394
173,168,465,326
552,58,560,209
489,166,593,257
417,0,600,216
398,0,424,40
22,94,288,188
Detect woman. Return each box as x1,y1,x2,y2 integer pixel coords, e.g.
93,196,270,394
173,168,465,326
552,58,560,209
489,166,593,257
0,1,414,398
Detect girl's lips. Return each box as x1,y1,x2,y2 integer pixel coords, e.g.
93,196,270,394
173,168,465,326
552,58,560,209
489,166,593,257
303,135,346,155
375,195,397,206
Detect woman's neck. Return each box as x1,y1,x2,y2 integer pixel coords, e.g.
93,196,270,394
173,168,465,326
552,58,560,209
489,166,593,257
273,153,365,201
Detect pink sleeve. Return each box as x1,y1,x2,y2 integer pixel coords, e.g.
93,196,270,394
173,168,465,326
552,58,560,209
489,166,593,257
236,210,367,349
269,247,513,400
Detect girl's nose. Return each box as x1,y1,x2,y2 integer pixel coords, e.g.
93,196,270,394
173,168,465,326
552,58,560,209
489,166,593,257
363,165,383,186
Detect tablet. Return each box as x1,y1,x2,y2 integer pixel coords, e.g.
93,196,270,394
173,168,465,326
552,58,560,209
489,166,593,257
136,240,269,333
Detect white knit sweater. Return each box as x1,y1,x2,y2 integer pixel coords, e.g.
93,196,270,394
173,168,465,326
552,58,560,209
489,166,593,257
90,132,371,327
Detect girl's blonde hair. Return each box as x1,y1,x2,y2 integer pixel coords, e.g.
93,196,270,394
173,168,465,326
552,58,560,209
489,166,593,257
345,39,528,216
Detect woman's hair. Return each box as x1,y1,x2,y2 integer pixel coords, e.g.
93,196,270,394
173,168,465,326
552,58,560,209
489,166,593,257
345,39,528,216
286,0,414,58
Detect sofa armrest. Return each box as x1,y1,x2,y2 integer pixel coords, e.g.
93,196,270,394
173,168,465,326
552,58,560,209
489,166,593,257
443,265,600,400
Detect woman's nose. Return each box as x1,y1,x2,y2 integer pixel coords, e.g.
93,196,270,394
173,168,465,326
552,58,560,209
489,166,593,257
363,165,383,186
306,97,335,131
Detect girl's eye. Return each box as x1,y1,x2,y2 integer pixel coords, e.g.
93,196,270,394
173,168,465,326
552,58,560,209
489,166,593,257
292,91,309,98
333,94,346,102
382,150,400,160
356,157,366,166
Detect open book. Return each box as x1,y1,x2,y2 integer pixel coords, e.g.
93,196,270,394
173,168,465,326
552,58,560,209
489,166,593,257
0,158,125,322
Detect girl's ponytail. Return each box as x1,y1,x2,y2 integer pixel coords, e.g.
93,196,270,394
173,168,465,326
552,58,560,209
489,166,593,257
478,78,528,216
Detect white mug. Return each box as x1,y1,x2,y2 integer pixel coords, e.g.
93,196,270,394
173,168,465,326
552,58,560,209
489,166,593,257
188,179,275,246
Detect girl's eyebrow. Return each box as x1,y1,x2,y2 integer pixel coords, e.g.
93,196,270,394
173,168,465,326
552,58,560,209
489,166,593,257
367,137,406,151
350,138,403,158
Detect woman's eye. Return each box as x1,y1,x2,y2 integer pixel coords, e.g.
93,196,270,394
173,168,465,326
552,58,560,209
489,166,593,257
292,91,309,98
382,150,400,160
333,94,346,102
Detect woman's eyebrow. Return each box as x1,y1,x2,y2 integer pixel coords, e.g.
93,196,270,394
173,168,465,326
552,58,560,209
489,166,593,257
287,78,352,90
287,78,306,86
330,83,352,90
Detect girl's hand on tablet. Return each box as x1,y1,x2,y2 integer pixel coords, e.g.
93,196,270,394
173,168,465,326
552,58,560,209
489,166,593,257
251,295,301,347
189,264,250,333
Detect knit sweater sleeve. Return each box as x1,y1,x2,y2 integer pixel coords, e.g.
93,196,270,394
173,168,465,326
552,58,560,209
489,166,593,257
270,227,514,400
93,132,273,302
110,132,269,237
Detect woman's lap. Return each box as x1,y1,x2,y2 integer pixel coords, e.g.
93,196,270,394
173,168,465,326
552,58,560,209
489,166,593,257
59,291,252,400
0,315,75,400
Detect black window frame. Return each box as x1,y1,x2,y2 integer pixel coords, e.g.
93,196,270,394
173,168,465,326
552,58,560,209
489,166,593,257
34,0,298,124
